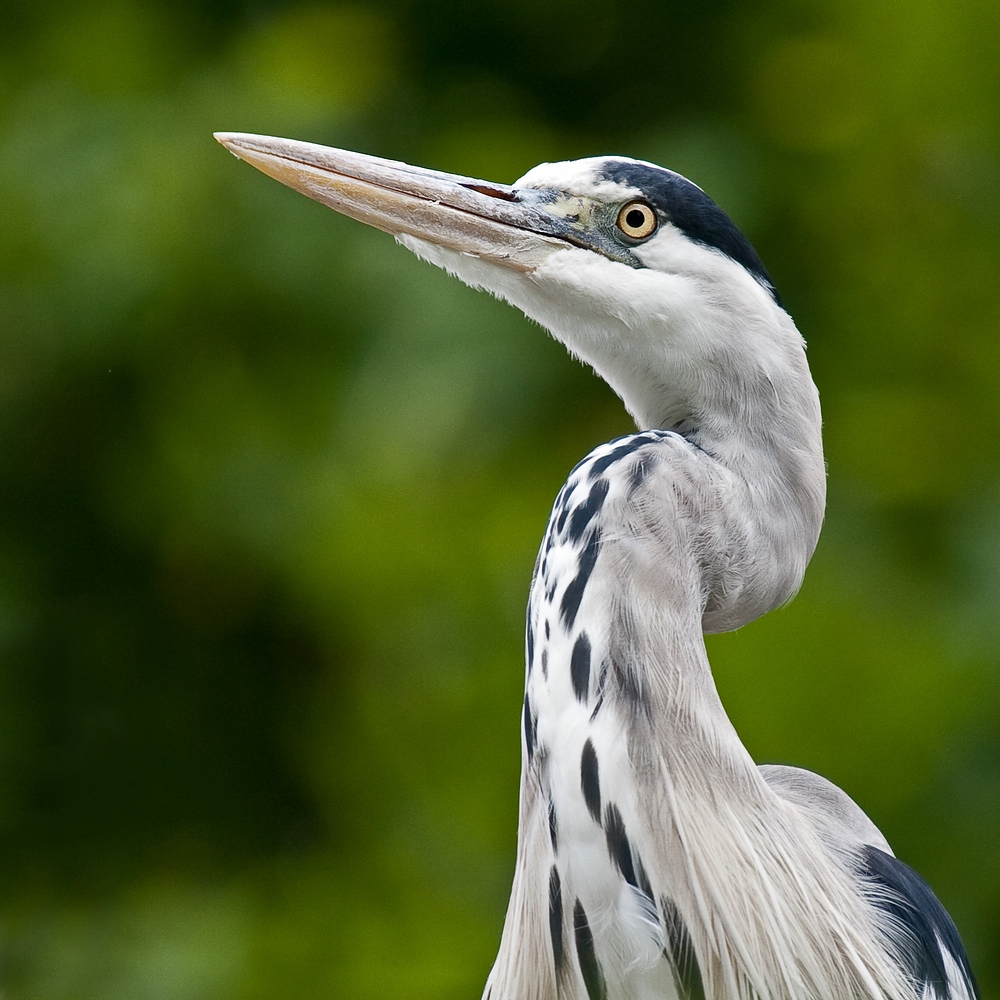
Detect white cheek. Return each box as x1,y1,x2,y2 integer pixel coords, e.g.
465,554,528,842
631,225,701,273
531,249,702,346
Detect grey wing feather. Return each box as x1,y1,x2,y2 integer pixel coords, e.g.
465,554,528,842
759,763,893,854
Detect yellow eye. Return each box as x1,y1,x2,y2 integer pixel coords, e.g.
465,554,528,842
616,201,657,240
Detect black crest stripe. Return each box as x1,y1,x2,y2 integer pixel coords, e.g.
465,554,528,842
580,739,601,824
570,632,591,703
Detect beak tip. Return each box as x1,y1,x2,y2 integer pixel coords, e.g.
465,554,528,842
214,132,256,158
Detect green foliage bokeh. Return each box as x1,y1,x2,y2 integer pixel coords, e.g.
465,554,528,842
0,0,998,996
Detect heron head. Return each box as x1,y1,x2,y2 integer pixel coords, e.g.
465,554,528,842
215,134,809,436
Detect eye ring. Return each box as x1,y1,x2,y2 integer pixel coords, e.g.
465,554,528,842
616,200,657,240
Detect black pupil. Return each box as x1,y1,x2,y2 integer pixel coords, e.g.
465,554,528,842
625,208,647,230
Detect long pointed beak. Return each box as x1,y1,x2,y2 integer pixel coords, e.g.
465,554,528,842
214,132,577,273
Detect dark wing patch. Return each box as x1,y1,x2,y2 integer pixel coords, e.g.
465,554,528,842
861,845,979,1000
601,160,780,305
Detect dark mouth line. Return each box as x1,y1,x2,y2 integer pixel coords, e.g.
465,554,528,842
460,182,519,202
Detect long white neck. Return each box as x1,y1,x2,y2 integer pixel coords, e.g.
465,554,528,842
401,234,827,632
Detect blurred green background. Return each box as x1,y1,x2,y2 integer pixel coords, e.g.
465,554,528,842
0,0,998,996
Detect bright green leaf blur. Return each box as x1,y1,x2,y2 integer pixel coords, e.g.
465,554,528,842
0,0,998,997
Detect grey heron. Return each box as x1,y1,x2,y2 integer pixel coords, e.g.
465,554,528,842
215,131,979,1000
